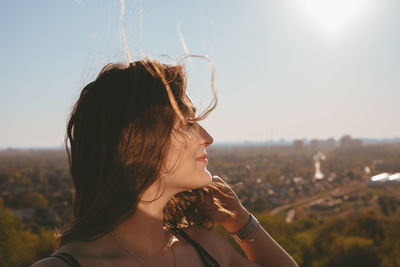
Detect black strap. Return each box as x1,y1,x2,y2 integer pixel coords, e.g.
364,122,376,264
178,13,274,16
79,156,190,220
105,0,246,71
50,252,82,267
174,228,221,267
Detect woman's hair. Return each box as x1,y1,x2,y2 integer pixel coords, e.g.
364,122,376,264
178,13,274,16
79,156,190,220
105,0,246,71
55,59,222,248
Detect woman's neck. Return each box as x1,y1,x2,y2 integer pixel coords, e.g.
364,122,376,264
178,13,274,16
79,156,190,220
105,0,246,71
107,185,177,259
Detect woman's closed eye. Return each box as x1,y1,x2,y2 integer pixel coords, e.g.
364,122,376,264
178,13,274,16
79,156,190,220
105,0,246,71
186,122,195,128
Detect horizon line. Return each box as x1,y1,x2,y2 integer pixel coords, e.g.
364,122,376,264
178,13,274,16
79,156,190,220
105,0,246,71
1,137,400,150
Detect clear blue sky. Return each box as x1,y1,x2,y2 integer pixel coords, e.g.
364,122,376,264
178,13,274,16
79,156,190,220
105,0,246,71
1,0,399,148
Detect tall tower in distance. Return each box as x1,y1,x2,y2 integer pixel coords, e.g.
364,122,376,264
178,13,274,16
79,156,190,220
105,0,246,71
314,152,326,180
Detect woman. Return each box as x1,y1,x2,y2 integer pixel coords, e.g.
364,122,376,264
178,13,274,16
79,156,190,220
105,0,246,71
32,59,298,267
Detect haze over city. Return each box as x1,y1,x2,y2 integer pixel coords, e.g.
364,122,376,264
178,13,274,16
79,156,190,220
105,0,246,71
1,0,399,148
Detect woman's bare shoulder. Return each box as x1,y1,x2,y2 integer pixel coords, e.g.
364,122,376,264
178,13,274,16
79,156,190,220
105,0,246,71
30,243,84,267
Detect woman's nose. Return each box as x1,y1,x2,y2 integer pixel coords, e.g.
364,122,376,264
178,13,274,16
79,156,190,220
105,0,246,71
199,125,213,146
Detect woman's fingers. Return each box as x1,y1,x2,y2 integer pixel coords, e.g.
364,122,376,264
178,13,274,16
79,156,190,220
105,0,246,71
205,175,248,227
211,175,240,203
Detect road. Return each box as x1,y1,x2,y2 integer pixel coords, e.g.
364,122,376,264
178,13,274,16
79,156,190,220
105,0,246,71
270,180,368,215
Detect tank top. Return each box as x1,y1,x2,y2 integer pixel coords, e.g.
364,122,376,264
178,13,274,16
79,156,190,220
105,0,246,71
173,228,221,267
50,229,220,267
50,252,81,267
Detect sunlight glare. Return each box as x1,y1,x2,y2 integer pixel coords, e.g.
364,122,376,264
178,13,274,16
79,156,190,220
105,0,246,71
295,0,372,39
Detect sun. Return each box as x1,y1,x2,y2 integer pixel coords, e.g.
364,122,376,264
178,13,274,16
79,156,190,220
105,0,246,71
294,0,372,39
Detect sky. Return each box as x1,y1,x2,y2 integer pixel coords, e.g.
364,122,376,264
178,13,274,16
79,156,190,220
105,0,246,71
0,0,399,148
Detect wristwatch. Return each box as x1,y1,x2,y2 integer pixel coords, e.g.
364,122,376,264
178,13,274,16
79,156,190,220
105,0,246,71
231,214,259,242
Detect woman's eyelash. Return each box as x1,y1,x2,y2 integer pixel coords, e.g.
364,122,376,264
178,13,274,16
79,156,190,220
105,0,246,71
186,122,195,128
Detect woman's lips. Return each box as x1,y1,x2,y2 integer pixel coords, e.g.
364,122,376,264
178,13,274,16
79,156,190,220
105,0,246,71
196,154,208,162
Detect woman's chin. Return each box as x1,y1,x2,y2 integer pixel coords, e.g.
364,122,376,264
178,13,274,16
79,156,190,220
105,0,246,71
173,169,213,191
190,171,213,189
201,170,213,187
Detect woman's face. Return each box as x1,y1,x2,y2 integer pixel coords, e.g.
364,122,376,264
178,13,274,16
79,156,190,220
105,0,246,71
164,119,214,192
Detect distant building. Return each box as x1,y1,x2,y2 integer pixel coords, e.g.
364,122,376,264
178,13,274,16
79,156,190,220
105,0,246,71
293,140,304,152
313,152,326,180
339,135,363,150
309,139,320,152
368,172,400,187
320,138,336,151
389,173,400,181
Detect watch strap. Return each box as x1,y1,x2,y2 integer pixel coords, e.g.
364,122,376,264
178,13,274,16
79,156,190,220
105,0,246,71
232,214,259,241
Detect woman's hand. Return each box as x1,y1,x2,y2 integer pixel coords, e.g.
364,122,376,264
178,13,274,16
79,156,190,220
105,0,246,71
206,176,251,233
205,176,299,267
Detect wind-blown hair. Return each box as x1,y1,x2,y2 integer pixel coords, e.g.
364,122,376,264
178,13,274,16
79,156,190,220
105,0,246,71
55,59,221,248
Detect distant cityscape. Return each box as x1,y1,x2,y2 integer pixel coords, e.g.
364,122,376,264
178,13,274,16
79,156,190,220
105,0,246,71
207,135,400,224
214,136,400,147
1,136,400,150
